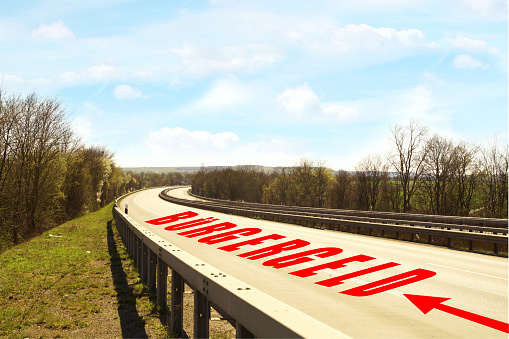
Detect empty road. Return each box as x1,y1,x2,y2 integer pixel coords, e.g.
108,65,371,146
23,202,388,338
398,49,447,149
120,187,508,338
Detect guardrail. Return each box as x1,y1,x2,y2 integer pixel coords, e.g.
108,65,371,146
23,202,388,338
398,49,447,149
187,191,508,229
160,189,508,257
113,192,349,338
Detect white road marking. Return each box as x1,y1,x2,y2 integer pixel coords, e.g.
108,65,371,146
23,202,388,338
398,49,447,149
134,192,164,217
427,263,508,281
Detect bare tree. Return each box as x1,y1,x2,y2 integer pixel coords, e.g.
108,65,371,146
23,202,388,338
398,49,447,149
421,135,457,215
478,138,508,218
451,142,479,216
387,120,428,212
0,91,22,195
355,155,387,211
0,91,133,248
0,94,73,242
328,170,352,209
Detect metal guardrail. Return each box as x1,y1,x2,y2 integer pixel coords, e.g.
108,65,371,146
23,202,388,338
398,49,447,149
160,189,508,257
113,192,349,338
187,191,508,230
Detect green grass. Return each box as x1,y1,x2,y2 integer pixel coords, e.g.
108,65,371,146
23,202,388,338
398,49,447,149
0,203,167,338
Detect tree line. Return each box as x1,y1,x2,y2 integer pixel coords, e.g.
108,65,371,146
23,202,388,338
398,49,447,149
0,91,129,249
0,91,195,250
191,120,508,219
123,171,192,191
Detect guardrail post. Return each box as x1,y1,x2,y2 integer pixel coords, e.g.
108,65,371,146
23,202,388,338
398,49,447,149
130,229,135,258
236,322,255,338
148,250,157,291
123,222,128,251
123,220,128,248
134,235,139,268
120,219,125,242
194,288,210,338
128,227,133,257
119,217,124,239
157,256,168,310
123,219,127,241
141,242,148,283
132,234,138,267
170,269,184,336
137,237,143,272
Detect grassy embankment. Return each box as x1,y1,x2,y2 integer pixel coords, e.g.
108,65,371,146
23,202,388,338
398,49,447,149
0,203,168,338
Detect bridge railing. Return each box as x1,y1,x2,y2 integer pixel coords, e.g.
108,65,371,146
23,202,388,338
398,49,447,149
161,189,508,257
112,193,348,338
186,190,508,229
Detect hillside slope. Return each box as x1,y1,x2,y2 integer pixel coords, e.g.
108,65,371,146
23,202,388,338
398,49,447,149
0,203,166,338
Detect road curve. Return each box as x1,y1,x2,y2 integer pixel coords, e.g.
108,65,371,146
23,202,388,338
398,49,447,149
120,187,508,338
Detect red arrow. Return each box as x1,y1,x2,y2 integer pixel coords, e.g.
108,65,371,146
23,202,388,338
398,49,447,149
404,294,509,334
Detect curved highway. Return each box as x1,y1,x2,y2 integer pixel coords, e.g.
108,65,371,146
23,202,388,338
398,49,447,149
120,187,508,338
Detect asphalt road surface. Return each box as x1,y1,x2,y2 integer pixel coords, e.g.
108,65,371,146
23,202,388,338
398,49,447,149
120,187,508,338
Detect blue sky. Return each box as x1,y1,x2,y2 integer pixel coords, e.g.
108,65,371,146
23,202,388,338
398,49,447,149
1,0,507,169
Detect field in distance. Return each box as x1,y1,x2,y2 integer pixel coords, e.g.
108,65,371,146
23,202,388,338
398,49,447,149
122,165,278,174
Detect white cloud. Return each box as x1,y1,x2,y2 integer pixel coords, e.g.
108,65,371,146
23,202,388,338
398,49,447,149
171,44,281,76
209,0,237,4
276,83,358,123
349,82,452,127
0,63,120,94
2,62,150,95
333,24,437,52
146,127,240,165
3,7,444,92
193,78,256,110
372,84,452,129
349,0,504,19
113,84,144,99
0,74,56,95
142,126,304,167
30,20,75,42
453,54,485,69
460,0,508,19
88,64,116,80
148,127,239,154
276,83,321,118
263,22,439,71
59,64,118,86
445,36,498,54
322,103,359,122
0,74,25,87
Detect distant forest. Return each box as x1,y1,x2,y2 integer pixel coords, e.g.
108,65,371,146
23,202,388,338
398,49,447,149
191,120,508,219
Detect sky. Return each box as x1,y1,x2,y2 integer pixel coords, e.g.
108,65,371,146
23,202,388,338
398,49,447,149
0,0,507,170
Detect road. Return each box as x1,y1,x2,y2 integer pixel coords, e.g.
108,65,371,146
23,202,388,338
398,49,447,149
120,187,508,338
